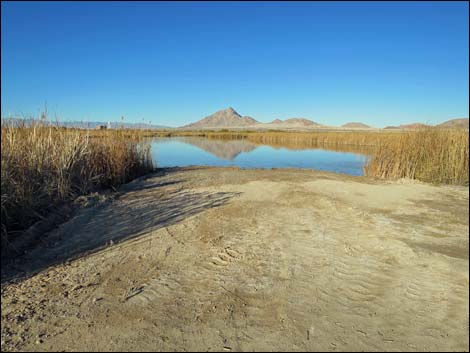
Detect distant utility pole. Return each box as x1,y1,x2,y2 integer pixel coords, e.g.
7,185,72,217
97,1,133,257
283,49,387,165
40,101,47,123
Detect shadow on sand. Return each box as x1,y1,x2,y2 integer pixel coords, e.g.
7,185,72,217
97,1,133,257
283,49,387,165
1,168,240,283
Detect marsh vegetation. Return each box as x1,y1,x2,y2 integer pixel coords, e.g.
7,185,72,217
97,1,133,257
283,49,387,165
364,128,469,185
1,120,153,251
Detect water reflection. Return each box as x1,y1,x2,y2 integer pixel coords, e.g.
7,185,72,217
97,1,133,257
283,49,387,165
151,137,369,176
177,137,258,160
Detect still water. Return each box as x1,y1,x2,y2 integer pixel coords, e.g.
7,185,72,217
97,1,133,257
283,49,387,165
150,137,368,176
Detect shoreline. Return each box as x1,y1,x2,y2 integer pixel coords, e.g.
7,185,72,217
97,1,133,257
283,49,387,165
1,166,468,351
2,165,467,278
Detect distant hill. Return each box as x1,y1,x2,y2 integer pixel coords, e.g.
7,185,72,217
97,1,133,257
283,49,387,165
283,118,319,126
341,122,371,129
181,108,258,129
437,118,469,129
259,118,322,129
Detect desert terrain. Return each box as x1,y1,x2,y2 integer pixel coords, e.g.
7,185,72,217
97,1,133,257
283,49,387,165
1,167,468,352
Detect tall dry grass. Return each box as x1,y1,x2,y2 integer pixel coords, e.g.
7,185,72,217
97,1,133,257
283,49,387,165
1,120,153,247
364,128,469,185
151,129,400,147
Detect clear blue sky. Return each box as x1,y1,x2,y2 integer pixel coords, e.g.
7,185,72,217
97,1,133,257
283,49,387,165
1,1,469,127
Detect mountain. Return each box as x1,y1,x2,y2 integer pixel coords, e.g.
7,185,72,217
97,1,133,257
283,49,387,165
181,108,258,129
437,118,469,129
179,108,322,130
341,122,371,129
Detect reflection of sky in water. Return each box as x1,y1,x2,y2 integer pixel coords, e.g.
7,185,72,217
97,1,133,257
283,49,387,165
150,138,368,176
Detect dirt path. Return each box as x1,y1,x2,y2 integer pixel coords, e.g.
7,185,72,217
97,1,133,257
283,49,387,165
1,167,468,351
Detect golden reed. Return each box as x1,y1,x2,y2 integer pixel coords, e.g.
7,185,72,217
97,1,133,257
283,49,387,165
364,128,469,185
1,120,153,247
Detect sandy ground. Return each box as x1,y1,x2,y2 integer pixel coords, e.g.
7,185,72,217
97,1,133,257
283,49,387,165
1,167,468,352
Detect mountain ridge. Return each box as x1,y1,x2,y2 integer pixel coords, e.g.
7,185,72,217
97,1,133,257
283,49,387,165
180,109,468,130
3,112,468,131
1,117,171,130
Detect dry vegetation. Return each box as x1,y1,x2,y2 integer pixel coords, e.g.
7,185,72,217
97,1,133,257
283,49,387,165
151,129,400,147
1,120,153,249
364,128,469,185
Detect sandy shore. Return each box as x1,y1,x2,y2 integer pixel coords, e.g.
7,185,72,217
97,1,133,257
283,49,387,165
1,167,468,351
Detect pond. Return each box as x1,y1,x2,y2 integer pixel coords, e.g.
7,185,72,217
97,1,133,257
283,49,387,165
150,137,369,176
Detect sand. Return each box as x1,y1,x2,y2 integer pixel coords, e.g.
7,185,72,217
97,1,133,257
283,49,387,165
1,167,468,351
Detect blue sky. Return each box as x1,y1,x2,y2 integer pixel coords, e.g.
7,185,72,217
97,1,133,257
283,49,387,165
1,1,468,127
